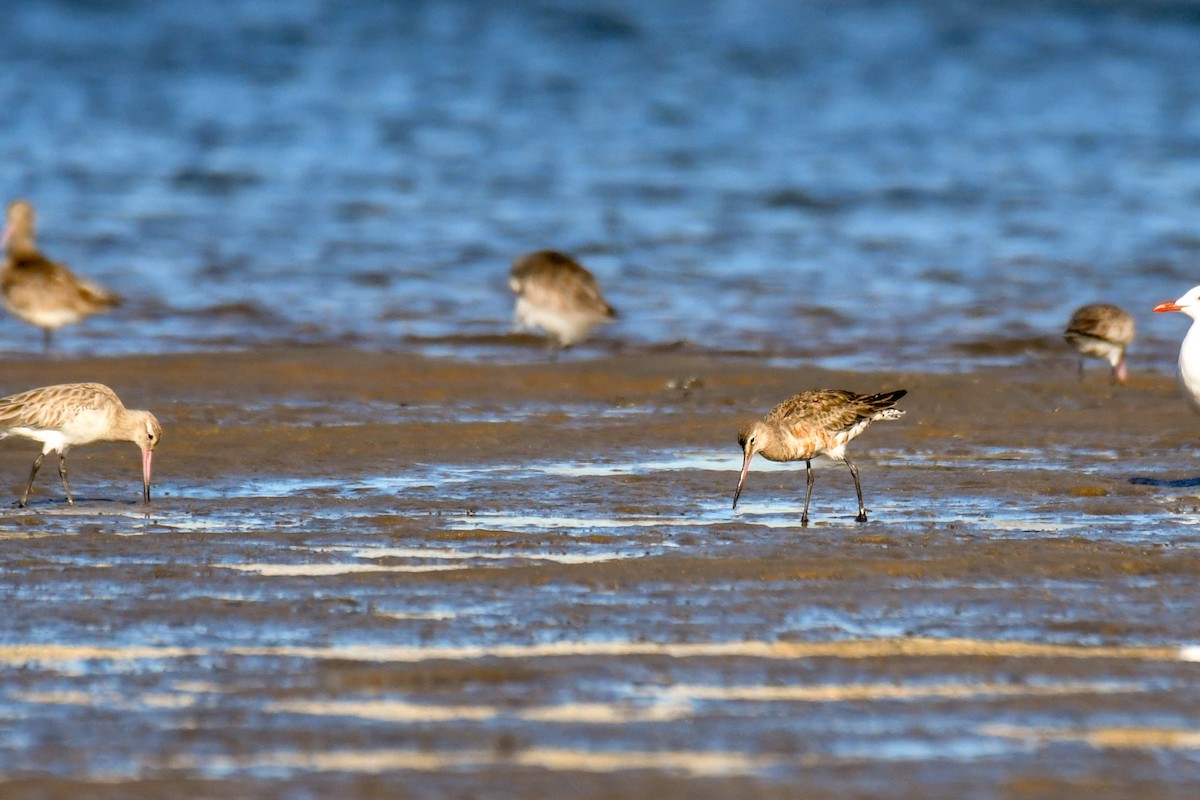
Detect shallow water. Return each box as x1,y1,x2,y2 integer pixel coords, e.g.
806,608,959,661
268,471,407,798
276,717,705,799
5,2,1200,795
3,0,1200,371
4,388,1200,796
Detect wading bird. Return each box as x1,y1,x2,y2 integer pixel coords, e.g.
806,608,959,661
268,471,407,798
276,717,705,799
0,382,161,507
734,389,907,525
1,199,122,351
509,250,616,347
1064,303,1135,384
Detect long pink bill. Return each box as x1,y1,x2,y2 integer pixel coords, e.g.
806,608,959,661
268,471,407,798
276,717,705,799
732,450,754,509
142,449,153,504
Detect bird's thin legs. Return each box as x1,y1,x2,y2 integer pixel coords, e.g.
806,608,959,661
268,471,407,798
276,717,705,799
801,458,814,527
41,328,53,354
19,452,45,508
58,455,73,505
1110,356,1126,385
846,457,867,522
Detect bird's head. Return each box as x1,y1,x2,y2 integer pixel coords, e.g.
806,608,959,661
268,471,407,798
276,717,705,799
733,420,769,509
132,412,162,452
1155,286,1200,321
2,199,34,250
737,420,769,459
132,412,162,505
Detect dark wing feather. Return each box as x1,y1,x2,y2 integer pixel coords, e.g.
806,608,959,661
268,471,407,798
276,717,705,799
510,250,615,317
767,389,906,433
1065,304,1134,346
3,253,122,311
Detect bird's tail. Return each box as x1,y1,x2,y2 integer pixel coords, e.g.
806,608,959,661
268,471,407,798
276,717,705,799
863,389,907,419
77,278,123,308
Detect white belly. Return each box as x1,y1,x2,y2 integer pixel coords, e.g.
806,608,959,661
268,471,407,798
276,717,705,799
2,299,83,330
5,426,70,454
514,298,603,346
1071,335,1122,366
1178,322,1200,415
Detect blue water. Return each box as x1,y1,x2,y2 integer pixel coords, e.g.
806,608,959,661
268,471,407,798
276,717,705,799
3,0,1200,370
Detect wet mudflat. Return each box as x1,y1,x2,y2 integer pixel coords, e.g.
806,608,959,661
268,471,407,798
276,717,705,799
3,348,1200,799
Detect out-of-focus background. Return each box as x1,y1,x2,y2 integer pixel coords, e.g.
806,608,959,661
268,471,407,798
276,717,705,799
3,0,1199,369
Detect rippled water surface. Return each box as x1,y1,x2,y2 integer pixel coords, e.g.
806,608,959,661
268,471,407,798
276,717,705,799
5,425,1200,795
7,3,1200,797
3,0,1200,368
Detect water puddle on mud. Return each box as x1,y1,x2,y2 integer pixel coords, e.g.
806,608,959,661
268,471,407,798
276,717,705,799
218,544,646,577
2,444,1189,550
884,446,1125,473
217,399,668,430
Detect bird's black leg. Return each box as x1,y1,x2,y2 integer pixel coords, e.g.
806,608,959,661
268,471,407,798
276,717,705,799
1077,357,1084,381
846,457,867,522
58,455,74,505
801,458,814,527
42,328,53,354
19,453,46,508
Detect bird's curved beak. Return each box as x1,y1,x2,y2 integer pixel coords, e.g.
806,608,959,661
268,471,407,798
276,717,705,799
732,448,754,509
142,449,153,504
1155,301,1184,313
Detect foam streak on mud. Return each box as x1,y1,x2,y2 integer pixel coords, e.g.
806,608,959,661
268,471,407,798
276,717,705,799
0,637,1191,669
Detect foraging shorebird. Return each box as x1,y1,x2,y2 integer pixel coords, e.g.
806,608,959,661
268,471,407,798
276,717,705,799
1155,286,1200,415
1,199,122,351
1064,303,1135,384
0,383,161,507
733,389,907,525
509,250,617,347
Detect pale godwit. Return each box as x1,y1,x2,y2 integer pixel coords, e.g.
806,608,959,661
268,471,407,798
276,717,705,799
509,250,617,347
1154,286,1200,415
1,199,122,351
733,389,907,525
0,383,161,507
1063,303,1135,384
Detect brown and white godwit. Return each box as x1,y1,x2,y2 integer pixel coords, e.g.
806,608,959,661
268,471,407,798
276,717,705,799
1154,286,1200,415
1,199,123,351
509,250,617,347
733,389,907,525
0,383,161,507
1063,303,1135,384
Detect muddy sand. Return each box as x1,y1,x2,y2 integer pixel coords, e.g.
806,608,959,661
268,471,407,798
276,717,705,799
3,346,1200,799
